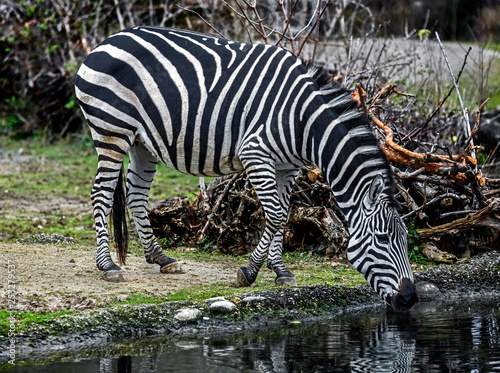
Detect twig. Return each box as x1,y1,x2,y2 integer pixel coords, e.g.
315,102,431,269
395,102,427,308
311,0,322,63
221,0,253,42
199,173,241,239
401,192,466,220
465,169,487,208
355,84,367,112
297,0,331,56
241,0,268,43
365,42,386,95
344,35,353,83
465,97,490,152
398,167,426,179
404,47,471,141
439,210,478,219
418,198,500,240
176,5,226,38
113,0,125,30
358,84,478,183
435,32,477,170
276,0,299,52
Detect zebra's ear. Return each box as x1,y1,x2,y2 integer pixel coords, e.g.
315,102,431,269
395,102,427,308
366,174,385,206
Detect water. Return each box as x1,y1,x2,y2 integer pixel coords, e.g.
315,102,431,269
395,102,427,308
6,298,500,372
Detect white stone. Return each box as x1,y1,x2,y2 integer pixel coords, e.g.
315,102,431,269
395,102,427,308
174,308,202,322
204,296,227,307
241,296,267,304
209,300,237,314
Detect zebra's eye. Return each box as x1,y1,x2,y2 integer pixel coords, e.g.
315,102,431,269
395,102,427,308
376,234,390,245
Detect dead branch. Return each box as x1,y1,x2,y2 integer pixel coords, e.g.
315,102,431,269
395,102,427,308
404,47,471,141
356,84,482,185
417,198,500,240
435,32,477,169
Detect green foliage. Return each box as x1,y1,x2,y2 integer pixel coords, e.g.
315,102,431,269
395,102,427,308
478,146,488,164
418,29,431,40
113,294,165,306
408,244,429,264
405,219,430,264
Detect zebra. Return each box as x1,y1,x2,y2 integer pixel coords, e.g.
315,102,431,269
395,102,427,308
75,26,417,312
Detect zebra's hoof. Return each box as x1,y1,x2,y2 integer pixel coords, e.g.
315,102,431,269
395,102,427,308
102,270,125,283
275,274,297,287
237,267,255,287
160,261,185,274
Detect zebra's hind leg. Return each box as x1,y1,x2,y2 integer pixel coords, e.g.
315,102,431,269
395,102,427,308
237,159,298,287
126,142,183,274
91,143,129,282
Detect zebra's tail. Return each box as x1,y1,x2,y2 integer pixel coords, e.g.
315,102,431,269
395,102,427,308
111,167,128,265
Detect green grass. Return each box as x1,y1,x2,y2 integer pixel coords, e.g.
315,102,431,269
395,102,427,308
0,136,209,243
0,310,74,337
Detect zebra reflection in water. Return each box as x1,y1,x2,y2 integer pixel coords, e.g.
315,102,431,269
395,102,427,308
349,313,417,373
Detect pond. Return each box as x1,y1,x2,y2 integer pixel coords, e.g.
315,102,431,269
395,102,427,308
6,297,500,372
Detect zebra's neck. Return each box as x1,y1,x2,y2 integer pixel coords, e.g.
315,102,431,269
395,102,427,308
301,85,394,221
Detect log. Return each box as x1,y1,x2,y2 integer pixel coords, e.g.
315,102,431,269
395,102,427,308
421,242,458,263
417,198,500,241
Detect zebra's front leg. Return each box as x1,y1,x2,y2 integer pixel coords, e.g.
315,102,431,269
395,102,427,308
237,226,275,287
127,142,183,274
267,228,297,286
237,157,298,287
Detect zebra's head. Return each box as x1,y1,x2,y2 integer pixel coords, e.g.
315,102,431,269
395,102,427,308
347,174,417,312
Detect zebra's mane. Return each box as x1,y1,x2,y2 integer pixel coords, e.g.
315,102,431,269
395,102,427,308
306,63,400,209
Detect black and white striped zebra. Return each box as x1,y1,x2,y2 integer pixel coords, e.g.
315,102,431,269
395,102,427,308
75,26,417,311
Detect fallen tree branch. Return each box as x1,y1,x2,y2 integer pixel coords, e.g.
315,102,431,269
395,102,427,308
417,198,500,240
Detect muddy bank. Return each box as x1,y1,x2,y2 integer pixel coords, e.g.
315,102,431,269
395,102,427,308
1,252,499,362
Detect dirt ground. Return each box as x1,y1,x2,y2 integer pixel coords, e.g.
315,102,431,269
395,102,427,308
0,148,249,313
0,241,241,313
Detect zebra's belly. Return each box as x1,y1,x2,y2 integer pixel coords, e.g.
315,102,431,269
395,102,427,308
158,150,244,177
197,155,244,177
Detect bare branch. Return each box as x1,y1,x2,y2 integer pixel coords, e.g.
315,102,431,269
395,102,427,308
276,0,300,53
435,32,477,170
297,0,331,56
404,47,471,141
176,4,226,38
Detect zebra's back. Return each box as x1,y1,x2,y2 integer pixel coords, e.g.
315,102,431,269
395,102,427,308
76,26,309,176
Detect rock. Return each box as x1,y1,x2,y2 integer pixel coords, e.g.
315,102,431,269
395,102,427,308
241,296,267,304
209,300,237,314
415,281,443,301
16,233,77,245
421,242,458,264
204,296,227,307
174,308,202,322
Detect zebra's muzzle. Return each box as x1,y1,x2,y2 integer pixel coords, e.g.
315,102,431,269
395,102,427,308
386,278,418,312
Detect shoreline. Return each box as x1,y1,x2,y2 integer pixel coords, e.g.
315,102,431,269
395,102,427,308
1,252,499,363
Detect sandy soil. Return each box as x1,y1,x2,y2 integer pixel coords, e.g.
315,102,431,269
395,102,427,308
0,242,239,313
0,149,245,313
